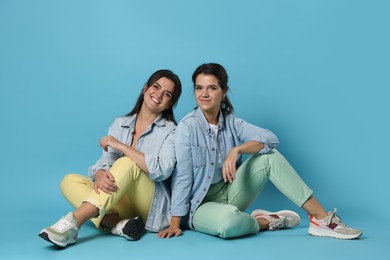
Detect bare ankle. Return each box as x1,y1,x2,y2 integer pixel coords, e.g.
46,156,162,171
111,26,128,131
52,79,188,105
102,213,121,229
256,218,270,231
312,213,328,220
302,196,328,220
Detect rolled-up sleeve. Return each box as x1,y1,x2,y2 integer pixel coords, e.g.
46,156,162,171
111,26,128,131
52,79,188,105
145,129,176,182
170,122,193,216
234,116,279,154
88,120,122,181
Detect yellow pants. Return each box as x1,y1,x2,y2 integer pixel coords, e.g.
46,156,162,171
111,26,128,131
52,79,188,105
61,157,154,229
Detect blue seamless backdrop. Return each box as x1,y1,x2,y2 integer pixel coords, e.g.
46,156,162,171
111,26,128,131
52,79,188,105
0,0,389,259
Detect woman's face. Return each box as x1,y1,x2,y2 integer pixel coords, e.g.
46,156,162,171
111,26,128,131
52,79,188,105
143,76,175,114
194,74,225,116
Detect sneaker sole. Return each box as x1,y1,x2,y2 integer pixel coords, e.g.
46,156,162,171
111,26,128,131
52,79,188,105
251,209,301,227
38,231,76,247
308,227,362,240
122,217,146,241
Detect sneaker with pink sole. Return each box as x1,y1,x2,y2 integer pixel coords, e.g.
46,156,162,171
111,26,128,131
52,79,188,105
251,209,300,231
309,208,362,239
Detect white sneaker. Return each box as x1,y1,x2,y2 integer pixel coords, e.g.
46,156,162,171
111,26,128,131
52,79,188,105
111,216,146,241
251,209,300,230
39,212,79,247
309,208,362,239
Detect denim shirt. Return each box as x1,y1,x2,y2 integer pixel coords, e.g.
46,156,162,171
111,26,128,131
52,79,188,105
88,114,176,232
170,108,279,228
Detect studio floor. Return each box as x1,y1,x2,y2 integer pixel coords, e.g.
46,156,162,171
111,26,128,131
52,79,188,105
2,206,388,260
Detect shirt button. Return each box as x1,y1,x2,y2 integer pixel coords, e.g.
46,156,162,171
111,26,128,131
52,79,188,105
212,148,215,151
191,211,193,214
207,176,211,179
211,162,214,166
197,200,200,203
203,188,207,192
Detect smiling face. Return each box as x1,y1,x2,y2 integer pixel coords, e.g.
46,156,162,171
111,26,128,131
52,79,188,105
194,73,226,123
142,76,175,115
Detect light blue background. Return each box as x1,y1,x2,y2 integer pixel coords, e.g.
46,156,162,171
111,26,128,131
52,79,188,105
1,0,389,259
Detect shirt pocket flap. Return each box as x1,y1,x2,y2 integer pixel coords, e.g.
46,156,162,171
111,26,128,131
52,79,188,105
191,146,207,168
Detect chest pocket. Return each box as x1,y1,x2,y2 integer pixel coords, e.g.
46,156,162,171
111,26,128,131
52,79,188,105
191,146,207,168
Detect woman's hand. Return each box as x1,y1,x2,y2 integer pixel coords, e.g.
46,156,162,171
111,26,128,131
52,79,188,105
158,216,182,238
157,226,182,239
100,135,124,152
94,169,118,194
223,147,240,183
223,142,264,183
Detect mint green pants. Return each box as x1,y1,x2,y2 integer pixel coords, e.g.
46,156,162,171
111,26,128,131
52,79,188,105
192,149,313,238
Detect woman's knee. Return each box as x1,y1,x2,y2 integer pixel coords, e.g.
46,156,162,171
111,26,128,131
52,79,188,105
61,173,80,191
109,157,143,181
251,149,286,169
267,149,287,162
60,173,90,195
216,205,253,238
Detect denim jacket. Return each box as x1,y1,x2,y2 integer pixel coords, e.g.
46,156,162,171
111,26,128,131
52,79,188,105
88,114,175,232
170,108,279,228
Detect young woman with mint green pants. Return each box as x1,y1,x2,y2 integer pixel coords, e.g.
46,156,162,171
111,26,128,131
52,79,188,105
159,63,362,240
192,149,313,238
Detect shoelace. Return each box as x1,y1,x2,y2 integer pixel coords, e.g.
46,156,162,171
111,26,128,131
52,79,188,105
52,217,74,232
327,208,348,228
269,216,286,230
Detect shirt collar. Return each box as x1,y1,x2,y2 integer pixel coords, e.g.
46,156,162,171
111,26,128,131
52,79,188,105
195,107,225,134
121,113,166,128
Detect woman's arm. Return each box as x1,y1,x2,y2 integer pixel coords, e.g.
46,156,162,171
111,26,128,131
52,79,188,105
143,129,176,182
223,141,264,183
99,121,176,181
159,121,194,238
221,114,279,183
234,115,279,154
157,216,182,238
88,119,122,181
100,135,149,173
